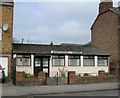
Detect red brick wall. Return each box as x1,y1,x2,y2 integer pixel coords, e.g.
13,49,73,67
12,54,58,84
99,1,113,14
68,71,117,85
91,11,119,75
92,11,118,63
0,3,14,80
16,71,46,86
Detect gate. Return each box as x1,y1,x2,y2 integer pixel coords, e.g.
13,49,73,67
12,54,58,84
46,77,68,85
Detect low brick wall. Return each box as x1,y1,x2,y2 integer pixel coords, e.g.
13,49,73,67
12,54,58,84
16,71,46,86
68,71,118,85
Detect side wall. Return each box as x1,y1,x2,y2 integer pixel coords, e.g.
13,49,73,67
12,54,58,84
0,4,14,79
91,11,118,63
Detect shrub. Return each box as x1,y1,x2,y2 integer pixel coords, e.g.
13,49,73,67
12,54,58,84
23,73,35,78
83,73,90,76
78,74,81,77
105,73,111,76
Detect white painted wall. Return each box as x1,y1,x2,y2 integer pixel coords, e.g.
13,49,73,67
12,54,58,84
0,57,8,76
16,54,109,77
16,66,33,74
50,66,108,77
50,55,109,77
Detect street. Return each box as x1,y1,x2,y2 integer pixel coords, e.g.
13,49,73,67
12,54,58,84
1,90,119,98
0,82,119,97
37,90,118,96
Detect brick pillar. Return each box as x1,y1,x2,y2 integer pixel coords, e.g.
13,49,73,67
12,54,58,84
38,71,46,85
16,72,24,81
98,70,105,76
68,71,76,84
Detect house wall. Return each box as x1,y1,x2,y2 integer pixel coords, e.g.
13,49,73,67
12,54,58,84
91,11,118,63
15,54,109,77
0,3,14,79
50,55,109,77
118,15,120,65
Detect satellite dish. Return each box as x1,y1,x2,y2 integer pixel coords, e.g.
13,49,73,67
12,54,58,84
3,23,8,31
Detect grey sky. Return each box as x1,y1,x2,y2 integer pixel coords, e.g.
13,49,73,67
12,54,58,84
13,1,118,44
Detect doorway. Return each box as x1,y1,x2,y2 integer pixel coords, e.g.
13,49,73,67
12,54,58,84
34,57,49,77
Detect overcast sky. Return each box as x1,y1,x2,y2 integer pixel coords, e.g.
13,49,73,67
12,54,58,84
13,1,119,45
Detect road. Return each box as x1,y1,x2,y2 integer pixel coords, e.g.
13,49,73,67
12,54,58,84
36,90,119,96
0,82,119,97
1,90,119,98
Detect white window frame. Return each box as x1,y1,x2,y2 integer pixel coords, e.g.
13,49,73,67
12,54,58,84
16,55,31,66
83,56,95,66
68,55,80,66
52,55,65,66
98,56,108,66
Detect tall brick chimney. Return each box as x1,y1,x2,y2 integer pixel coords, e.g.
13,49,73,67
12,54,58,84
99,0,113,14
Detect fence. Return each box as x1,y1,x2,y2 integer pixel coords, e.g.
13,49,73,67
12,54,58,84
46,72,68,85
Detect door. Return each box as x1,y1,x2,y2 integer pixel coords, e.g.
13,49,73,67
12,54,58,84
34,57,49,76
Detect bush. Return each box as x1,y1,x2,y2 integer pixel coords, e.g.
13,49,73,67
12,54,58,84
83,73,90,76
78,74,81,77
23,73,35,78
105,73,111,76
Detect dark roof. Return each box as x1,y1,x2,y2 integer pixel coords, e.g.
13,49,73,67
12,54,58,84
13,43,110,56
112,7,120,15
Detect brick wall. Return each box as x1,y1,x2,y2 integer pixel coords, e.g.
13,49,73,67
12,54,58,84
99,1,113,14
91,11,118,63
16,71,46,86
91,10,119,75
68,71,117,85
0,3,14,80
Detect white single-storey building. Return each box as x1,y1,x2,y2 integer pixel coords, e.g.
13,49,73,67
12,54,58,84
13,43,110,77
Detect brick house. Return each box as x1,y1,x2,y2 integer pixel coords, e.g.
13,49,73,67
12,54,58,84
0,1,13,80
91,0,120,75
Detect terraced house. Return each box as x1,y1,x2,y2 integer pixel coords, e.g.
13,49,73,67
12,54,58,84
0,0,119,80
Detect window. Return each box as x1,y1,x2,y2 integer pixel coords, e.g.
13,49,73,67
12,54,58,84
83,56,94,66
43,58,49,67
98,56,108,66
16,55,31,66
68,56,80,66
52,55,65,66
35,58,41,67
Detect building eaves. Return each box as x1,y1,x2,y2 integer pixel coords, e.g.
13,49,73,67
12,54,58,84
13,43,110,56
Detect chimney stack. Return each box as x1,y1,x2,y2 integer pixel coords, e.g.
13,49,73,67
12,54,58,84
99,0,113,14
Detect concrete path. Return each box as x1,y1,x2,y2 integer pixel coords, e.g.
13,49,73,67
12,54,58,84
0,82,119,97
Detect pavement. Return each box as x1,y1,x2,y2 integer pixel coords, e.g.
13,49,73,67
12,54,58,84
0,82,119,97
